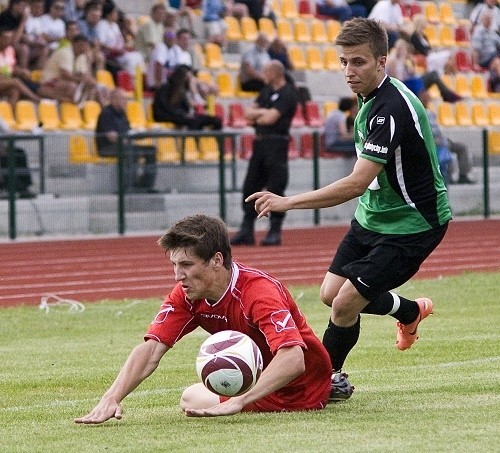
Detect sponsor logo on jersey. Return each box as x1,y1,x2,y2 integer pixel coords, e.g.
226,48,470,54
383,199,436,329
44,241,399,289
376,116,385,124
271,310,296,332
199,313,228,322
152,304,175,324
364,141,388,155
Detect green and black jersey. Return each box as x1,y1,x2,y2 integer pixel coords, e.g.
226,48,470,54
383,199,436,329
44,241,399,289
354,76,452,234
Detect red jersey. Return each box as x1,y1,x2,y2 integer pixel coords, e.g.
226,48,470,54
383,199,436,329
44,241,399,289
146,262,331,411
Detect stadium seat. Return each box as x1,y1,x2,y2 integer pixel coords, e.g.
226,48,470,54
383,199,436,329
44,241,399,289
217,71,235,97
423,24,440,47
294,18,311,43
437,102,456,126
224,16,242,41
0,100,16,129
288,136,300,159
326,19,341,42
235,76,258,98
59,102,83,129
424,1,440,23
281,0,298,19
323,101,338,117
291,105,306,127
409,3,422,17
439,25,456,47
324,47,341,71
96,69,116,90
239,133,255,159
241,16,258,41
145,102,174,128
197,70,215,87
38,99,61,130
126,100,147,129
455,50,473,72
204,43,224,69
199,136,220,161
488,130,500,155
288,45,307,70
156,137,181,163
298,0,314,18
81,100,101,130
304,101,323,127
454,25,470,47
228,102,248,128
488,103,500,127
471,102,489,126
276,18,294,43
306,46,324,70
439,2,456,25
214,102,228,127
179,136,200,162
470,75,489,99
454,74,471,98
116,70,135,95
454,102,473,126
14,100,38,131
310,19,328,44
69,134,115,164
300,132,314,158
258,17,276,40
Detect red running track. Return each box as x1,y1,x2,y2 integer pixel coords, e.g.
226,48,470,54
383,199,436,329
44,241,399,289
1,219,499,307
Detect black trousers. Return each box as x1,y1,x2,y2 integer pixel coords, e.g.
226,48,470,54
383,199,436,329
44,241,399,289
242,136,289,224
0,147,32,192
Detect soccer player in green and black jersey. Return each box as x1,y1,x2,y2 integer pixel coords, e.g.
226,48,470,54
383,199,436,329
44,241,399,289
247,18,452,402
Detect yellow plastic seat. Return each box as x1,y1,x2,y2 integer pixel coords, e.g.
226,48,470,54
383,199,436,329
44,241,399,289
438,102,456,126
488,103,500,127
235,76,258,98
60,102,83,129
439,2,456,25
311,19,328,44
258,17,276,40
424,1,440,23
179,136,200,162
470,75,489,99
454,102,473,126
439,25,456,47
81,100,101,130
423,24,440,47
224,16,242,41
281,0,298,19
69,135,115,164
294,18,311,43
454,74,471,98
156,136,181,162
126,100,147,129
471,102,489,126
199,136,220,161
38,99,61,130
276,18,294,43
326,19,341,42
488,130,500,155
240,16,258,41
323,101,339,117
217,71,236,97
204,42,224,69
145,103,174,128
196,70,215,87
14,100,38,131
306,46,324,70
324,47,341,71
96,69,116,90
288,45,307,70
0,100,17,129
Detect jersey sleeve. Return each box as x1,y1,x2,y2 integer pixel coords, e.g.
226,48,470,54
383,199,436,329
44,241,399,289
360,98,405,165
144,284,197,347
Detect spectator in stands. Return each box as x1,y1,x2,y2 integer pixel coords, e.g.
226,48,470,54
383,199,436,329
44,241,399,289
368,0,407,49
0,27,41,105
135,3,166,61
96,1,145,77
117,10,138,50
239,32,270,92
167,0,196,35
201,0,228,48
268,37,294,71
386,39,462,102
152,64,222,130
0,115,36,199
64,0,87,22
316,0,367,23
419,89,476,185
39,0,66,51
323,96,357,156
77,1,106,72
38,34,109,105
471,11,500,92
163,7,180,34
96,88,157,193
23,0,49,69
146,30,178,90
235,0,262,22
469,0,499,33
409,14,456,75
0,0,31,70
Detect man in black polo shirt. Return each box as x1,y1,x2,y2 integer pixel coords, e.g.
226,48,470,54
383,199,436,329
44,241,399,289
230,60,298,246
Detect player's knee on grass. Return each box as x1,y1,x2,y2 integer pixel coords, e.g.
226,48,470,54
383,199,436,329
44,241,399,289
180,383,221,411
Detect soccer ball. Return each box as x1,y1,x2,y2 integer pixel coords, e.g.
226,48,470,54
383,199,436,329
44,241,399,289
196,330,263,397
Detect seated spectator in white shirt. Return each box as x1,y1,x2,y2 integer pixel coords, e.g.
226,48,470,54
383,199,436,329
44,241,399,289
135,3,166,61
239,32,271,92
40,0,66,51
146,30,178,90
24,0,49,69
368,0,407,49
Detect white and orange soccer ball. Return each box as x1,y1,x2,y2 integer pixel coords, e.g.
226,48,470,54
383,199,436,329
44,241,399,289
196,330,263,397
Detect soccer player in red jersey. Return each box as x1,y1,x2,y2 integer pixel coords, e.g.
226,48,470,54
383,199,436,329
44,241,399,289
75,214,331,423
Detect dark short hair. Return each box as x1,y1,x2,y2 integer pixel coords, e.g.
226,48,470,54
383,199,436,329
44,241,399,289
336,18,388,59
158,215,232,270
338,97,355,112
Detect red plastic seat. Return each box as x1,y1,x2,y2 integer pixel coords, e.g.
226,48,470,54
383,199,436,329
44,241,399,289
304,101,323,127
298,0,312,16
288,136,300,159
239,133,255,159
117,70,135,92
228,103,248,128
215,103,228,127
455,51,473,72
300,133,314,158
291,105,306,127
454,25,470,47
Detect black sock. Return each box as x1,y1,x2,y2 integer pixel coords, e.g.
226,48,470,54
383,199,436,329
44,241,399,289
322,316,360,372
362,292,419,324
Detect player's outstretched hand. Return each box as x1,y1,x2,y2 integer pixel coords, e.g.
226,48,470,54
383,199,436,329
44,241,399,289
74,399,123,424
184,398,245,417
245,191,291,218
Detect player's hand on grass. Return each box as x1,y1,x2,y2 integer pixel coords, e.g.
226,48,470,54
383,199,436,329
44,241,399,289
184,398,245,417
245,191,290,218
74,399,123,424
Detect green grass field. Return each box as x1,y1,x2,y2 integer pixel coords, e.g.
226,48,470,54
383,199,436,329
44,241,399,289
1,272,499,453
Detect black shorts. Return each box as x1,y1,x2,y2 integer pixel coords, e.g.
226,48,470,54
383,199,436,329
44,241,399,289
328,219,449,301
